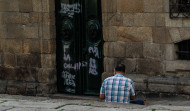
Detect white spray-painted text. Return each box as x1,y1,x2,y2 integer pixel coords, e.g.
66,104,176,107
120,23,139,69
62,71,76,87
60,3,81,18
89,58,98,75
88,46,99,58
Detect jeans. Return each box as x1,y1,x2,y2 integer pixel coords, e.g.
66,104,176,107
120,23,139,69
130,99,145,105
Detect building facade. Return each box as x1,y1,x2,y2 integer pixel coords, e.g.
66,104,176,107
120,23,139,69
0,0,190,96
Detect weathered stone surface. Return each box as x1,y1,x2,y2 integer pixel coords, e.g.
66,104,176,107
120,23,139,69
152,28,172,44
101,72,113,82
103,42,109,57
1,39,22,53
177,77,190,86
15,67,38,82
109,42,126,57
0,25,7,38
134,82,147,91
17,54,41,67
169,28,182,43
107,13,123,26
41,39,56,54
0,80,7,93
21,12,41,24
3,53,16,67
148,84,176,93
165,14,183,27
41,54,56,68
19,0,33,12
183,19,190,27
21,12,41,25
42,12,55,25
39,25,56,39
164,0,169,13
118,27,152,42
134,13,156,26
156,14,166,26
164,44,176,60
118,0,143,13
0,66,16,80
26,83,38,96
103,26,118,42
21,13,30,24
148,76,178,85
123,58,137,74
0,13,3,24
7,25,23,38
9,0,19,12
0,66,37,82
0,1,9,12
126,42,143,58
177,86,190,94
123,13,134,26
23,39,40,53
30,12,40,24
143,0,164,12
101,0,117,13
38,68,57,83
41,0,50,12
32,0,42,12
137,59,164,75
176,71,190,78
143,43,164,60
4,12,21,24
104,57,118,73
0,53,2,64
102,13,108,27
6,81,27,95
125,74,149,83
179,28,190,41
37,83,57,94
166,61,190,72
48,0,55,12
23,25,39,39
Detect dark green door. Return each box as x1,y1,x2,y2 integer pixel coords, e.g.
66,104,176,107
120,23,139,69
56,0,103,95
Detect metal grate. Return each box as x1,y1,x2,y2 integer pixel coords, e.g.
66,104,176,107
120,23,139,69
170,0,190,18
176,40,190,60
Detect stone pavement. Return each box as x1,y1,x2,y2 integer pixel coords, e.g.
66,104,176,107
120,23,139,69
0,94,190,111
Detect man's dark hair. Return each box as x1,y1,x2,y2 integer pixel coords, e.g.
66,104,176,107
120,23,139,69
115,64,125,72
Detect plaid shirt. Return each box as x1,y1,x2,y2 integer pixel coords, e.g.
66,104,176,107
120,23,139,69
100,73,135,103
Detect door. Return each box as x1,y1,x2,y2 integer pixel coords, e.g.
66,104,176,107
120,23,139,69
56,0,103,95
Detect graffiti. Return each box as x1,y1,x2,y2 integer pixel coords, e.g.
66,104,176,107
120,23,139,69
64,61,87,70
89,58,98,75
88,46,99,58
60,3,81,18
62,71,76,87
63,45,71,61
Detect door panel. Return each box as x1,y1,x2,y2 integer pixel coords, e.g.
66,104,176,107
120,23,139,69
84,0,103,94
56,0,103,95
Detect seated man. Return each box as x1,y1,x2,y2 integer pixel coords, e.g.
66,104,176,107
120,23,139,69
100,64,144,105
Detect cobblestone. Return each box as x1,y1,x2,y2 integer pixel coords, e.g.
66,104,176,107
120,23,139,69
0,94,189,111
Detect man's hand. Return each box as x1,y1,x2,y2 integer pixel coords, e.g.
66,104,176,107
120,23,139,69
130,95,135,100
100,94,105,99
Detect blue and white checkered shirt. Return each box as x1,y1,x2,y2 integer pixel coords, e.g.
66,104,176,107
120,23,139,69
100,73,135,103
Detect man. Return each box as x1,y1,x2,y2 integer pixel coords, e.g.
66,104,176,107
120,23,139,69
100,64,144,105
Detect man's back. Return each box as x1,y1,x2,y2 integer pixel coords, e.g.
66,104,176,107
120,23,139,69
100,73,135,103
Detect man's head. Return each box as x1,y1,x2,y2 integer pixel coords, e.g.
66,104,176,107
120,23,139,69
114,64,125,75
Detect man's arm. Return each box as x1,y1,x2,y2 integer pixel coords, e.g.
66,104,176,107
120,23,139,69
130,81,135,100
100,94,105,99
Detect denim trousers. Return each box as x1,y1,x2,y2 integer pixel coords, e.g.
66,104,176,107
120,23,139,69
130,99,145,105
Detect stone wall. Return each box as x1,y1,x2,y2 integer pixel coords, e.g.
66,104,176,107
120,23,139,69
0,0,57,96
102,0,190,95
